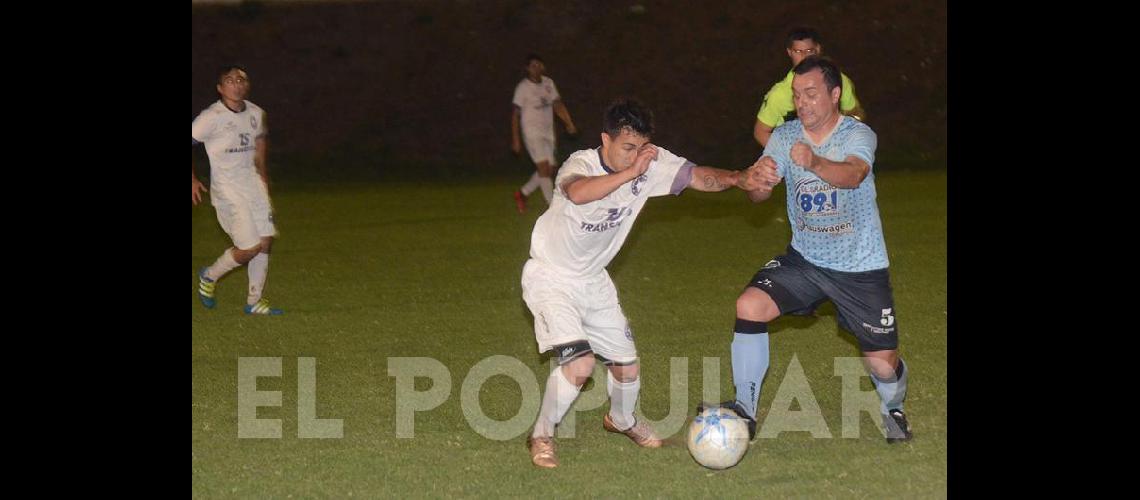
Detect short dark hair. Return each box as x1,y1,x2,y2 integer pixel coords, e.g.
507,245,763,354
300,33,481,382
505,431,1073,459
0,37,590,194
785,26,821,47
602,98,654,138
525,53,543,64
217,64,248,84
793,55,842,95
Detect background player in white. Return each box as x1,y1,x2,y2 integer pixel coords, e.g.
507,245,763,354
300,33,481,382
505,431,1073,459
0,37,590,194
719,56,911,444
192,65,283,315
522,98,767,468
511,53,577,214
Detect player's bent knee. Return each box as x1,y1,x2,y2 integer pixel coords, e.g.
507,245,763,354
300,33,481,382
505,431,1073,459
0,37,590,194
862,350,899,380
233,246,260,264
608,362,639,382
867,363,895,381
561,356,595,385
737,289,779,322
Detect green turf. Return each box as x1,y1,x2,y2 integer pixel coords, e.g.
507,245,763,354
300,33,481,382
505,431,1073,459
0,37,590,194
192,170,947,497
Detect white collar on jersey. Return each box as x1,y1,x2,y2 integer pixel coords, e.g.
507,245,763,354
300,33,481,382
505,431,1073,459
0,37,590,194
802,115,845,147
596,147,616,174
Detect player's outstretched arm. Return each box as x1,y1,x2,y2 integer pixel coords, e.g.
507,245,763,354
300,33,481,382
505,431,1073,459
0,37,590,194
743,156,781,203
688,166,754,192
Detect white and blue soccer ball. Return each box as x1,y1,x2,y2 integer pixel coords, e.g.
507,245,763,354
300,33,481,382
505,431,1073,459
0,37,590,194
687,404,751,469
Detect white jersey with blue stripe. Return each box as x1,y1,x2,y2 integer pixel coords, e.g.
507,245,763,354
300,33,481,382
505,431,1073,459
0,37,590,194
192,100,267,206
529,146,695,278
766,116,888,272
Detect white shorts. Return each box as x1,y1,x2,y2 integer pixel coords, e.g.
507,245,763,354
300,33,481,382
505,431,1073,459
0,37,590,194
520,259,637,364
523,133,556,166
212,182,277,250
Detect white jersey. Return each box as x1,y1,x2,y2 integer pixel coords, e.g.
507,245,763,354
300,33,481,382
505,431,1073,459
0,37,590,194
512,76,560,139
191,100,267,205
529,146,695,278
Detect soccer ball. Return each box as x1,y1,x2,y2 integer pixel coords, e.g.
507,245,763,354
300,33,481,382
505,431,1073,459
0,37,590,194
687,404,751,469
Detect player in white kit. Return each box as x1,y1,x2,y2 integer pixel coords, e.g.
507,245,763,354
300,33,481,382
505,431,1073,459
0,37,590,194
522,98,769,468
511,53,577,213
192,65,283,315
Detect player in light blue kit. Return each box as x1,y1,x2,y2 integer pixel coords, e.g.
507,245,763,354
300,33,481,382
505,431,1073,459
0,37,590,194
714,56,911,444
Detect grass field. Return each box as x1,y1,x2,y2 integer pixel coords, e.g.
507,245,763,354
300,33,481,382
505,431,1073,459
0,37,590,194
192,170,947,497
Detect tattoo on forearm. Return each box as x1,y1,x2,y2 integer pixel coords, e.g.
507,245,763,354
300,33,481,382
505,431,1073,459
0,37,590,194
702,174,724,190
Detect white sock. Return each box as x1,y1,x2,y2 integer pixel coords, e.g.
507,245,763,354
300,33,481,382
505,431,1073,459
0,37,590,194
247,253,269,305
538,176,554,203
532,366,582,438
205,248,241,281
520,172,541,196
607,371,640,430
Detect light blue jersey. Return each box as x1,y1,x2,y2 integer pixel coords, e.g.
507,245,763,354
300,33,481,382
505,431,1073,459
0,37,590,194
766,116,888,272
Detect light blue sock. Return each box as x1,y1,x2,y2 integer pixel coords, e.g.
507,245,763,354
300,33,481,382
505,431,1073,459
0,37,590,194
731,319,769,419
870,358,908,414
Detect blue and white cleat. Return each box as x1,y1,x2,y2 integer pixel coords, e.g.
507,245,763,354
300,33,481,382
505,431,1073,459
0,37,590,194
197,268,216,309
243,298,284,316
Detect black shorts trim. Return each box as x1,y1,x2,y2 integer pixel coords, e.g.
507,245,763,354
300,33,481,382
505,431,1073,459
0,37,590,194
552,340,593,365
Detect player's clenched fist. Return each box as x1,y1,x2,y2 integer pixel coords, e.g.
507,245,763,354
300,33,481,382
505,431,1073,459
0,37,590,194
790,142,815,170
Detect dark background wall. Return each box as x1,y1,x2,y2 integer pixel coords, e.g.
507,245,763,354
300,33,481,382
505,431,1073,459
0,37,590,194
192,0,946,180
